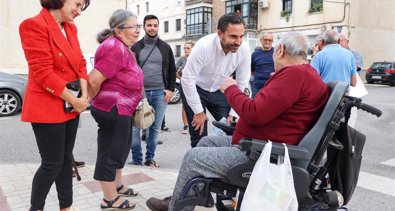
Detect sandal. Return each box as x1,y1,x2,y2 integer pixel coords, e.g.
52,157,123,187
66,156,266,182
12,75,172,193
101,195,136,210
117,184,139,197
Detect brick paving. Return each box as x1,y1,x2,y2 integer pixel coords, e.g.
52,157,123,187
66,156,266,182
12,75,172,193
0,164,214,211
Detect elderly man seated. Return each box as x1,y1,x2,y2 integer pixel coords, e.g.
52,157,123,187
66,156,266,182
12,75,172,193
146,32,330,211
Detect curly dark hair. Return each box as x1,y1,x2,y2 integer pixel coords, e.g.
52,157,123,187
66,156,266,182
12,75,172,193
40,0,90,11
217,12,245,32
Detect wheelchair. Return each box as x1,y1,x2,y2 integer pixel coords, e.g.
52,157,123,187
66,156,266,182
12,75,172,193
173,81,382,211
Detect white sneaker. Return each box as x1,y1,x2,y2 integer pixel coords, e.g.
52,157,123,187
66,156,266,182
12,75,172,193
182,126,188,134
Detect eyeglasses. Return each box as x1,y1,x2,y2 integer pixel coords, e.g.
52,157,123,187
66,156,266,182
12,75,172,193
119,24,142,31
263,39,273,42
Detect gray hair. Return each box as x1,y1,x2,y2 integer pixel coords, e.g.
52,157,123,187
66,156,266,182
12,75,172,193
97,9,137,43
339,33,348,41
260,32,273,40
322,29,339,45
274,32,308,59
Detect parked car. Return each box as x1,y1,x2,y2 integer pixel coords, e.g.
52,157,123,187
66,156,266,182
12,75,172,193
0,71,27,117
365,61,395,86
169,79,181,104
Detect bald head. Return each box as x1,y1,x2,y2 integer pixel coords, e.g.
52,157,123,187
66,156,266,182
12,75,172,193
322,29,339,45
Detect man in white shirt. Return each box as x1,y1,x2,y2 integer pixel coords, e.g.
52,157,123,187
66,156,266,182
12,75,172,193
180,13,251,147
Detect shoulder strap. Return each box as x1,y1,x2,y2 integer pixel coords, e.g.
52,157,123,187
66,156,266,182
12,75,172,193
140,40,158,68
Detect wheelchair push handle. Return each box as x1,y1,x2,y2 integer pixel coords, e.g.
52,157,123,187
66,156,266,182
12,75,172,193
358,103,382,117
345,96,382,117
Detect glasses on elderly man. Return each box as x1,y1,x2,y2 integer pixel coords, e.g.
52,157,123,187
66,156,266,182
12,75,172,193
119,24,142,30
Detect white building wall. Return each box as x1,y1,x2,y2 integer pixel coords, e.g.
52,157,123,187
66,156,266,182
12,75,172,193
129,0,186,59
1,0,127,74
256,0,395,69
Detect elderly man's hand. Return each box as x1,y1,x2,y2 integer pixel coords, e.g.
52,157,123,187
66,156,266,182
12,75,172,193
192,112,208,135
220,77,237,93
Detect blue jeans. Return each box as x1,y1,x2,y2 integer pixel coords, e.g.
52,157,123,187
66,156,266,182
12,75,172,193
130,89,167,164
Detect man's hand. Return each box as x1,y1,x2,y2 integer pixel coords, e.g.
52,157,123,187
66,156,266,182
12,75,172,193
163,90,173,103
227,115,236,124
192,112,209,135
220,77,237,93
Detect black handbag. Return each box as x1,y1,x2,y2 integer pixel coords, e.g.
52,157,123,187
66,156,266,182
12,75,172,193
64,80,81,112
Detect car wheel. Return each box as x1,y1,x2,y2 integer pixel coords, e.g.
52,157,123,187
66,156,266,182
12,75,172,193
367,80,374,84
0,90,22,117
169,86,181,104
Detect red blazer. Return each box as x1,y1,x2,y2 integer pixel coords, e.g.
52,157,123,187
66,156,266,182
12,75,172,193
19,8,88,123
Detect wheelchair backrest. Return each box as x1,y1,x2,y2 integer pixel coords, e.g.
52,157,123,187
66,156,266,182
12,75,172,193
296,81,348,169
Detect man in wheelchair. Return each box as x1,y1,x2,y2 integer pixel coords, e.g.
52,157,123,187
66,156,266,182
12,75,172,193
146,32,330,211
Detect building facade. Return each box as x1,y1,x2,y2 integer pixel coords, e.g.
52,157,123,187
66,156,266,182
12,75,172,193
1,0,395,74
256,0,395,68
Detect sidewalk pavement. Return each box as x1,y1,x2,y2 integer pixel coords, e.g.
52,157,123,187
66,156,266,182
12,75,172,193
0,164,215,211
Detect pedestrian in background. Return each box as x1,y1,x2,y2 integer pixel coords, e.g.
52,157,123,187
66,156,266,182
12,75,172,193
176,40,195,134
89,9,142,209
311,29,357,87
19,0,90,210
339,34,364,75
251,32,275,97
180,13,251,147
130,15,177,168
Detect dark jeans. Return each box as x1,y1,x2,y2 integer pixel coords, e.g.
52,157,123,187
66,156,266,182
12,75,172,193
30,116,79,210
180,84,231,147
90,106,132,181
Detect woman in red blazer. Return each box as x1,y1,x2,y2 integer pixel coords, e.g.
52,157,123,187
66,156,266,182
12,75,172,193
19,0,90,210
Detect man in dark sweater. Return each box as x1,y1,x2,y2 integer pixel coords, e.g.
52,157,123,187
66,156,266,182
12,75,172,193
251,32,275,97
146,32,329,211
129,15,176,168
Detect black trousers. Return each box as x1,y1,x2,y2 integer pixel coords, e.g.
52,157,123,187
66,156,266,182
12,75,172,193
30,116,79,210
180,84,231,147
90,106,132,181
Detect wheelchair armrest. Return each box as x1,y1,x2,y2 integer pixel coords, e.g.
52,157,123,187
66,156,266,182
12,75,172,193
212,121,236,136
239,139,311,161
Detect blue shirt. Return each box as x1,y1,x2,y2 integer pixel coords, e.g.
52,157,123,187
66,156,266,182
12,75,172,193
251,48,275,89
351,49,363,69
311,44,357,85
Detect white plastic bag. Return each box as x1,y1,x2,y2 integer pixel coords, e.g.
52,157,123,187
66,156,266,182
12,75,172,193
240,141,298,211
349,74,368,98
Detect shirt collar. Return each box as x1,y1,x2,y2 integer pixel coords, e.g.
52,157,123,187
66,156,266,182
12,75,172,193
214,35,226,56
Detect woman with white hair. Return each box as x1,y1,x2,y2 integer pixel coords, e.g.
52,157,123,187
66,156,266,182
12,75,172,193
89,9,143,210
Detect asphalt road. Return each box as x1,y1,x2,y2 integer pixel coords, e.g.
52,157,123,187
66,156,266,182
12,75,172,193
1,83,394,210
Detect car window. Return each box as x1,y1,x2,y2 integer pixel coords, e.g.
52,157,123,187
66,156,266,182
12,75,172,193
370,62,393,69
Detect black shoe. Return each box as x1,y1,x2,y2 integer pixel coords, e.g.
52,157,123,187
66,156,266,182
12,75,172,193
161,126,171,132
128,161,143,166
157,140,163,145
75,160,85,168
144,160,159,168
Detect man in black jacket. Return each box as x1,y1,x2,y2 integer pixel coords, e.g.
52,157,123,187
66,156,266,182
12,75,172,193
129,14,176,168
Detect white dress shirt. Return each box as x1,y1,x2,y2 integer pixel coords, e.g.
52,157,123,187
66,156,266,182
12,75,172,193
181,33,251,117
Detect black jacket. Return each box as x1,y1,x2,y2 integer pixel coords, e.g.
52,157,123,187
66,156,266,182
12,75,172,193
131,38,177,92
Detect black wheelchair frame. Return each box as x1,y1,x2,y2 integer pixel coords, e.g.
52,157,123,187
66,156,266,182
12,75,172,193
173,81,382,211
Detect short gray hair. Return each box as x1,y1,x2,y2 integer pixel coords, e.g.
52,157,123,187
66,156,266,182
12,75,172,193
97,9,137,43
322,29,339,45
274,32,308,59
260,32,273,40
